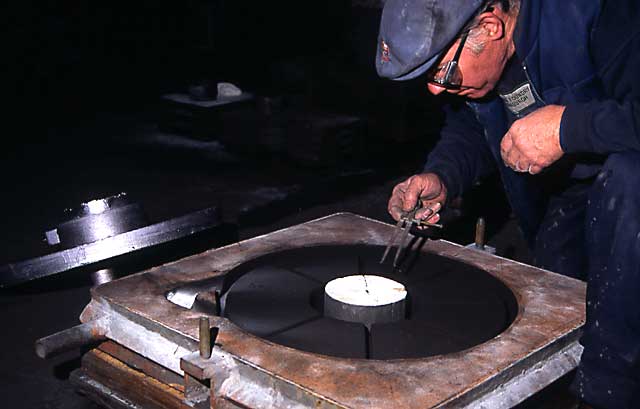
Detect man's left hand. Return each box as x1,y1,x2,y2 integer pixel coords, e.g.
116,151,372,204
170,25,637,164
500,105,566,174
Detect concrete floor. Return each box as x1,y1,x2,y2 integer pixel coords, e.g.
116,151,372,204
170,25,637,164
0,109,578,408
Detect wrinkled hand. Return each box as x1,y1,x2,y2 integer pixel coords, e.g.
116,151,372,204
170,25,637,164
500,105,565,174
388,173,447,225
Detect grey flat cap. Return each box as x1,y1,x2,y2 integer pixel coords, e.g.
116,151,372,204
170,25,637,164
376,0,485,80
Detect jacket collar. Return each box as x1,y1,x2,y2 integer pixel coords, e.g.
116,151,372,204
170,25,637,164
512,0,541,64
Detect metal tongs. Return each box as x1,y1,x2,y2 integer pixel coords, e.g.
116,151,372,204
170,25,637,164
379,205,443,268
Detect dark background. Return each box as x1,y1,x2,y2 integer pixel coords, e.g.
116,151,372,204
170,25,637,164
3,0,461,263
1,1,575,408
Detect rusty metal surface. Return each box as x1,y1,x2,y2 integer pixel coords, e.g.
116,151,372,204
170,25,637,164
98,341,185,391
80,349,190,409
84,213,586,409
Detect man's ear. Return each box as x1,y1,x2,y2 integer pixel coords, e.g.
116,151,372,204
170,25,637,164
476,12,505,41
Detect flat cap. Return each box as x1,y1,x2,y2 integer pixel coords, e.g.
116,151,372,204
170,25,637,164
376,0,485,81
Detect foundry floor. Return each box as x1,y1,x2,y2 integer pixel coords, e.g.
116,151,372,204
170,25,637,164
1,111,580,409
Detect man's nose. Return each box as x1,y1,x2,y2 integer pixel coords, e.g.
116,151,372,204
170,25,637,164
427,83,447,95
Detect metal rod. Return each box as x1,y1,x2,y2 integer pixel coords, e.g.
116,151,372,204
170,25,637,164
416,221,444,228
475,217,486,250
35,320,107,359
199,316,212,359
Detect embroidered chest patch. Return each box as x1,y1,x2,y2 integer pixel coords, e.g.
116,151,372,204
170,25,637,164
499,82,536,116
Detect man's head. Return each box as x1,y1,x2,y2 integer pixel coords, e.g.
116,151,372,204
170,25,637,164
377,0,520,99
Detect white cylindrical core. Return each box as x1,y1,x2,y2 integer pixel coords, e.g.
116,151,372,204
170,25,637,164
325,275,407,306
324,275,407,328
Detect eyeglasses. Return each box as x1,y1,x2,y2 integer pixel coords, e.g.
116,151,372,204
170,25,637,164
427,30,469,90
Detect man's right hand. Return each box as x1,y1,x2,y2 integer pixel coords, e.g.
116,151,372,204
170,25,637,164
388,173,448,224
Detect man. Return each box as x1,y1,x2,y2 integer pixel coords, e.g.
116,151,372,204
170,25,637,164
376,0,640,408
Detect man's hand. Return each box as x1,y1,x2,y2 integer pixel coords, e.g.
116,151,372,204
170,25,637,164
388,173,447,224
500,105,566,174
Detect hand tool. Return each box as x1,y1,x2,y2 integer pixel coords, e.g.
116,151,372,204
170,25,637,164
379,205,442,267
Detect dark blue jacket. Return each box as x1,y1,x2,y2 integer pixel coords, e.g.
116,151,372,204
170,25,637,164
424,0,640,244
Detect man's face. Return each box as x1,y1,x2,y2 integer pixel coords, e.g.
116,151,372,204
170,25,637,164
426,36,508,99
425,5,516,100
